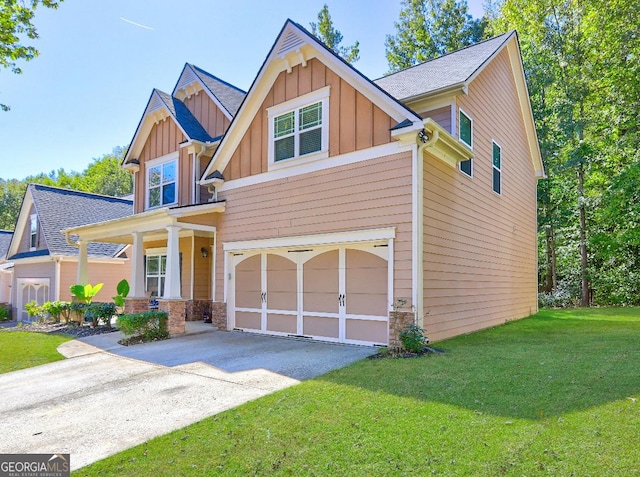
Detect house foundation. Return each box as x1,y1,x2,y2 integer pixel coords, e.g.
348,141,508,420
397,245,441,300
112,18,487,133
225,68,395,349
211,301,227,330
185,299,211,321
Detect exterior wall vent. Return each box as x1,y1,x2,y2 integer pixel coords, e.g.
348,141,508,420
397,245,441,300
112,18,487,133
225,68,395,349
277,30,305,56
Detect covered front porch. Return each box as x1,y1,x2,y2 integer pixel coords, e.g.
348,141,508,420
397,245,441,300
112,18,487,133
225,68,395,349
63,202,226,334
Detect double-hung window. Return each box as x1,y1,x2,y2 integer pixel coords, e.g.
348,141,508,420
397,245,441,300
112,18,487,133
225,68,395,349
458,109,473,177
268,86,329,166
146,254,166,297
29,214,37,250
147,157,177,209
492,141,502,195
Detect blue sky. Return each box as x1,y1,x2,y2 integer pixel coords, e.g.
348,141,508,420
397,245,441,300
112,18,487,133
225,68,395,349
0,0,485,180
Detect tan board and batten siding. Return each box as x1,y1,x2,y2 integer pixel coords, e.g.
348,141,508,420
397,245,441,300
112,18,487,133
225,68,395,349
215,151,414,306
222,58,395,180
16,203,46,253
422,48,537,341
183,92,230,138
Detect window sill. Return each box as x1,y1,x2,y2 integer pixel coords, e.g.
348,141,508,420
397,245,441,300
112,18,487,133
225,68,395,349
268,150,329,172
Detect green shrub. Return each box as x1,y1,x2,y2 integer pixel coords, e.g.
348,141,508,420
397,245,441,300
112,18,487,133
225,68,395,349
113,279,130,308
85,302,118,328
0,306,10,321
398,324,429,353
117,311,169,342
41,301,69,323
69,301,86,325
24,301,44,322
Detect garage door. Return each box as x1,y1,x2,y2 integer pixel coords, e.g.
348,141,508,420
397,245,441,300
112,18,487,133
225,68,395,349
231,245,389,345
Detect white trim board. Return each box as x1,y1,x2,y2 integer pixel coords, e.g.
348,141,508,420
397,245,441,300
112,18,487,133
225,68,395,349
219,142,411,192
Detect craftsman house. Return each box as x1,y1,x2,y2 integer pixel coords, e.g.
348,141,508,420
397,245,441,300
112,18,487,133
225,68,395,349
7,184,132,321
65,20,543,344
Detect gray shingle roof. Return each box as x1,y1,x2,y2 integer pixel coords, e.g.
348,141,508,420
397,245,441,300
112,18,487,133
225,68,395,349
190,64,246,117
28,184,133,259
0,230,13,261
154,89,215,143
374,32,512,101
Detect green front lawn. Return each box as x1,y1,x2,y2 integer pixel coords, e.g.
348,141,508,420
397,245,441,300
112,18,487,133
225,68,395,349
0,331,72,374
77,308,639,476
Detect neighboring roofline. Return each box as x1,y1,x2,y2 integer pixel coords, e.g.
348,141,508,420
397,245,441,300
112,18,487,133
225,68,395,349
6,184,37,259
201,19,422,184
23,183,133,204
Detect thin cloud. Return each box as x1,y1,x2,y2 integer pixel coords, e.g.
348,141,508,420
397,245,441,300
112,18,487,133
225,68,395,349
120,17,154,31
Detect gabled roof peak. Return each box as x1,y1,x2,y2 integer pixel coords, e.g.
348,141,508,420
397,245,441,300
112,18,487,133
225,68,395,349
173,63,246,117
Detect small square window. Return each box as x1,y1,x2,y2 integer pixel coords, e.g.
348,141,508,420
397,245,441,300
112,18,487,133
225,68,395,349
270,96,326,164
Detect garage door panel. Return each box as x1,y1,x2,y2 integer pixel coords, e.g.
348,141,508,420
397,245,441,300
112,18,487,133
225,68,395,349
346,249,388,317
346,319,387,344
347,294,388,317
236,255,261,308
236,312,261,330
268,291,297,311
236,291,261,309
303,315,339,339
303,251,338,313
267,314,297,334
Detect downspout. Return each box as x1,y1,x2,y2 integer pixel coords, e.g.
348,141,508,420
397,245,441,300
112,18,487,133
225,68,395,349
412,128,438,329
54,256,61,301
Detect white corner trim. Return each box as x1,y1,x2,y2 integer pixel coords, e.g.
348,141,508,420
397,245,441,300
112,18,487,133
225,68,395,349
223,227,396,252
219,142,411,192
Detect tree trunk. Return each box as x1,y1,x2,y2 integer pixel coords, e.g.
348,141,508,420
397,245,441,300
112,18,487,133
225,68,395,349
577,163,589,306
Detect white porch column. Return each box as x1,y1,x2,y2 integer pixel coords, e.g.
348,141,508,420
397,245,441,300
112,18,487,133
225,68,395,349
130,232,146,298
76,241,89,285
164,225,182,299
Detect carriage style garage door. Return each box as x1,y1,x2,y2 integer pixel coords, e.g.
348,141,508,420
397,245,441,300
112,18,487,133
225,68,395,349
230,244,390,346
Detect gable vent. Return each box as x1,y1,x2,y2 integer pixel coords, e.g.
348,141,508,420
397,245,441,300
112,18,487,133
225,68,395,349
277,30,305,56
147,93,165,114
176,66,199,92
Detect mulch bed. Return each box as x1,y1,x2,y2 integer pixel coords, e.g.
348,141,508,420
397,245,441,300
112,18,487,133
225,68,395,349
118,335,169,346
368,346,446,359
0,321,118,338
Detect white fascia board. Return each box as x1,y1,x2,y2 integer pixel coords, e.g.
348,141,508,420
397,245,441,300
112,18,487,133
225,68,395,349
11,255,53,265
168,201,226,218
7,190,34,259
223,227,396,252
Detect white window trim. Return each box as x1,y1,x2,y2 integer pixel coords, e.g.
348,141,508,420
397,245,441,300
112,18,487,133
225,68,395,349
492,140,502,196
267,86,330,170
29,214,37,251
458,108,473,177
145,152,179,210
145,253,167,297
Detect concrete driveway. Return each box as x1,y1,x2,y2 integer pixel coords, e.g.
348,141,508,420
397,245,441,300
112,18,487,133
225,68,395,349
0,325,374,470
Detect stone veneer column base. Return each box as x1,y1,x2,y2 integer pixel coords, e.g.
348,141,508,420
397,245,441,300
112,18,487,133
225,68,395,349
185,299,212,321
158,299,186,335
211,302,227,330
124,298,149,315
388,311,416,348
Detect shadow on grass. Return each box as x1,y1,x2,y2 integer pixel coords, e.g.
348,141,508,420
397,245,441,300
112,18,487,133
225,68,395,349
319,309,640,420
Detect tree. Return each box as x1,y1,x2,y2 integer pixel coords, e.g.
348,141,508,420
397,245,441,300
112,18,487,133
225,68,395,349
310,4,360,64
492,0,640,306
385,0,487,72
0,0,62,111
0,146,132,230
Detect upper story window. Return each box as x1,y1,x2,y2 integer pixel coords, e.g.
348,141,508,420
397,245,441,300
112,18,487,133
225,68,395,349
146,154,177,209
267,86,329,167
492,141,502,195
29,214,37,250
459,109,473,177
